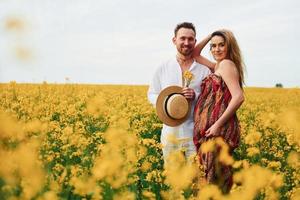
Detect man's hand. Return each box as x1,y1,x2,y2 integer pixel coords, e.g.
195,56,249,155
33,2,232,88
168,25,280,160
182,87,195,101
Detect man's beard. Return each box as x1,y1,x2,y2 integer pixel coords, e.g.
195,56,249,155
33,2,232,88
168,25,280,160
178,46,193,56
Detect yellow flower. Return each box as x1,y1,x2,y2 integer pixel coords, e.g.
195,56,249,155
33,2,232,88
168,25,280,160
5,16,25,32
244,130,261,145
164,151,198,191
290,187,300,200
70,176,97,196
113,191,135,200
287,152,300,169
267,161,282,170
233,160,243,169
183,71,194,87
200,140,215,153
197,185,222,200
200,137,234,165
142,191,156,199
269,173,283,188
141,161,152,172
246,147,260,157
215,137,234,165
232,165,279,199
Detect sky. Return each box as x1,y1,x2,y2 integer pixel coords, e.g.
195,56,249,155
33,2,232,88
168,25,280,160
0,0,299,87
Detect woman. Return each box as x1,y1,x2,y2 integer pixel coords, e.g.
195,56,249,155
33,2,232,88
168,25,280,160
193,29,245,193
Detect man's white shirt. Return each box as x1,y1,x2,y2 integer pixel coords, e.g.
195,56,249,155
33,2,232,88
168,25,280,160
148,57,211,145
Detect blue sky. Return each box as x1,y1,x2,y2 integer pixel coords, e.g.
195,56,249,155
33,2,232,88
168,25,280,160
0,0,299,87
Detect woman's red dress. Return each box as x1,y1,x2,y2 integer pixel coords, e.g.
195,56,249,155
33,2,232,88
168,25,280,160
193,73,240,193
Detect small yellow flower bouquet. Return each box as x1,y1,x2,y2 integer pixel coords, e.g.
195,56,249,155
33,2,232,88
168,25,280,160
183,71,194,87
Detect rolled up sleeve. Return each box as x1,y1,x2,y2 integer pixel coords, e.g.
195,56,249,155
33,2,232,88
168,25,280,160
147,67,161,106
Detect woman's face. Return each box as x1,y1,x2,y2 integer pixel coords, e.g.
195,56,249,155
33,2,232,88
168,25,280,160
210,35,228,62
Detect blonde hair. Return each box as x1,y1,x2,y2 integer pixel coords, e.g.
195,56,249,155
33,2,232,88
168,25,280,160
211,29,245,87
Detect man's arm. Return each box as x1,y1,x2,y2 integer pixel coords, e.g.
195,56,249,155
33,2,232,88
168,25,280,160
147,67,161,106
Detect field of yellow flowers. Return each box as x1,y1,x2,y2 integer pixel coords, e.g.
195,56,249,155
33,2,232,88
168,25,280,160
0,82,299,200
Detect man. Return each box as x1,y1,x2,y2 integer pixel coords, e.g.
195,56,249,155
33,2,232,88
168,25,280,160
148,22,211,164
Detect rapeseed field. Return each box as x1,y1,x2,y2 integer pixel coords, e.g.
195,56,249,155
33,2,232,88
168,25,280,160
0,83,299,200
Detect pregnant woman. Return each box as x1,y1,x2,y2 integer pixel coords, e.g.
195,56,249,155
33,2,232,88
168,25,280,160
193,29,245,193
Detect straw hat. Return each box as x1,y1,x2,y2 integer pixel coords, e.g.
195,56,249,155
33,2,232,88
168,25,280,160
156,86,190,127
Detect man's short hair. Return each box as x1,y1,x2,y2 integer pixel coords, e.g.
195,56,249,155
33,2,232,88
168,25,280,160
174,22,196,36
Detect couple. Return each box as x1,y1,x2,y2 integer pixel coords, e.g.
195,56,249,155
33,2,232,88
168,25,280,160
147,22,245,193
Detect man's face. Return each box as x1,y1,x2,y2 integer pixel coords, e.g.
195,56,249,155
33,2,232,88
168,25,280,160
173,28,196,56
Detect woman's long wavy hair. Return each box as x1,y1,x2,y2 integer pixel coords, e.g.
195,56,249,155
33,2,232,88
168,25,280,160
211,29,245,87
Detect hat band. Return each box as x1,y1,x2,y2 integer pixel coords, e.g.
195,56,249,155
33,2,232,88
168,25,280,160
163,93,178,120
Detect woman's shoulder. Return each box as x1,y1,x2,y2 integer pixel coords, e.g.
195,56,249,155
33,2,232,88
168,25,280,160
218,59,239,76
219,59,236,68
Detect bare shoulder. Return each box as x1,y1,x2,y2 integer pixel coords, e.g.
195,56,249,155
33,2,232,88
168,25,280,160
218,59,238,74
219,59,235,68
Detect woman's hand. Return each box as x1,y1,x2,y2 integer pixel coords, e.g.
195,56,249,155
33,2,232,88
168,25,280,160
205,123,221,137
193,34,216,70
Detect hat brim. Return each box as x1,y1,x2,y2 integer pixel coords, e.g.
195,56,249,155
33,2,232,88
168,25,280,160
156,86,191,127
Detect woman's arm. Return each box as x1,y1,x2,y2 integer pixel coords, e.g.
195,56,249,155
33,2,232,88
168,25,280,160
194,55,216,71
206,59,244,137
193,34,216,70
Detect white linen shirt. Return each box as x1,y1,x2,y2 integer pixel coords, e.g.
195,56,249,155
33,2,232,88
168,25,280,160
148,57,211,145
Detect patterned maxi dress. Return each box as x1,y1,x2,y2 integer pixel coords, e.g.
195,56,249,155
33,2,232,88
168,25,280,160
193,73,240,193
